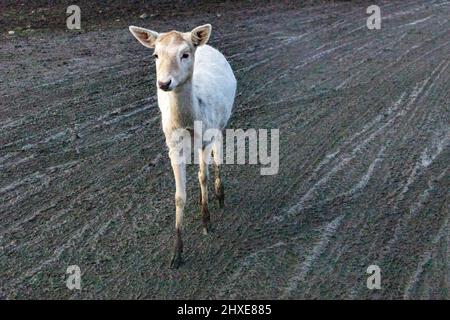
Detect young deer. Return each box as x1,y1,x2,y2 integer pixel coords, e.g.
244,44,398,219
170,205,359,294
129,24,236,268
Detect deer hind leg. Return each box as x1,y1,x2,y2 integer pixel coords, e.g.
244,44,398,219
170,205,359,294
198,144,212,235
212,141,224,208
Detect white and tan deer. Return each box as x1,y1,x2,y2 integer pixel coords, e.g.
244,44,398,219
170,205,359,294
129,24,236,268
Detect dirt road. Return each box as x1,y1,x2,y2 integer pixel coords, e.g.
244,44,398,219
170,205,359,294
1,0,449,299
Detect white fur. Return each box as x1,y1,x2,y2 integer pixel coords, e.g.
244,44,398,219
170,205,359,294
158,44,236,135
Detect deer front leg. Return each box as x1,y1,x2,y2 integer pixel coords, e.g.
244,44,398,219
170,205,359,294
169,148,186,269
198,145,212,235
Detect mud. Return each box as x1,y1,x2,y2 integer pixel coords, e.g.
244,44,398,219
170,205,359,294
0,0,449,299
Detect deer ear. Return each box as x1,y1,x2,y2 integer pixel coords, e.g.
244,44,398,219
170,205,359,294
190,24,212,46
129,26,159,48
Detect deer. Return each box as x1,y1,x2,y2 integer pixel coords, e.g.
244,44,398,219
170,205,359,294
129,24,237,268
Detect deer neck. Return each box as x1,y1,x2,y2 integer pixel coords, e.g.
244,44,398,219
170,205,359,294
165,78,195,129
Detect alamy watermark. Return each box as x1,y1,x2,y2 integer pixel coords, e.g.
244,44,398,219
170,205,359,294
367,5,381,30
366,265,381,290
169,121,279,175
66,265,81,290
66,5,81,30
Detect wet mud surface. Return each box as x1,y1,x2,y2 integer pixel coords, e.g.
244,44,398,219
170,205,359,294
0,0,449,299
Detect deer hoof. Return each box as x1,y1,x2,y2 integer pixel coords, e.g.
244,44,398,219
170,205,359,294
170,251,183,269
217,197,224,208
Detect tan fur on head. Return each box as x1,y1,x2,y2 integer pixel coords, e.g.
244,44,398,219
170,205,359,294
153,31,195,90
158,31,188,47
129,24,212,91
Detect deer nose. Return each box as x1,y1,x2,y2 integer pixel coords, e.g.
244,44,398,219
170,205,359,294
158,79,171,91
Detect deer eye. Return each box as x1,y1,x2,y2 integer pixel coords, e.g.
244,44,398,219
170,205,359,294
181,53,189,59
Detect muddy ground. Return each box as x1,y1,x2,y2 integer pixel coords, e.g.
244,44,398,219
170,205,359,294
0,0,449,299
